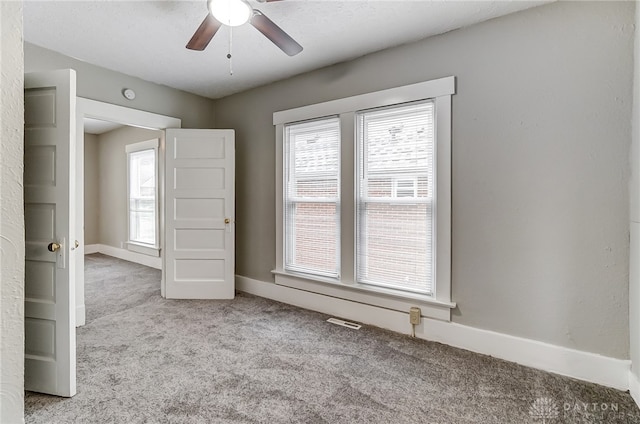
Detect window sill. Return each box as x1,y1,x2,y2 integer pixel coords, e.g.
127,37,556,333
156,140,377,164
126,242,160,257
271,269,455,322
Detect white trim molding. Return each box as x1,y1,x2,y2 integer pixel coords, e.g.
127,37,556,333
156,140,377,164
75,305,86,328
236,275,630,391
630,371,640,408
272,270,454,321
126,242,161,257
85,243,161,269
273,76,455,125
84,244,99,254
77,97,181,130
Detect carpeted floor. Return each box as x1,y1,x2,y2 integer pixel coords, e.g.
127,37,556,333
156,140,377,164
25,254,640,423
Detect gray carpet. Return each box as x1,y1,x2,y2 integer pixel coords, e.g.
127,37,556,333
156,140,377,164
25,254,640,423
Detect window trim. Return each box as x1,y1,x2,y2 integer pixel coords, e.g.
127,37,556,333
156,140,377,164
273,76,455,321
125,138,160,256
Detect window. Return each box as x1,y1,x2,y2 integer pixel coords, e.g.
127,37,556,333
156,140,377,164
129,149,156,244
357,101,435,294
126,139,159,254
284,117,341,278
274,77,455,321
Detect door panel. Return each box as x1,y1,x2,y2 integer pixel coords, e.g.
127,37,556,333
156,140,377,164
174,229,225,250
164,129,235,299
24,70,76,397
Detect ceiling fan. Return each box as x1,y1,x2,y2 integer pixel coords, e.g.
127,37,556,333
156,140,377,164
186,0,303,56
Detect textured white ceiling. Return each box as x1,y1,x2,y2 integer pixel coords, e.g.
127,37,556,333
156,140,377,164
24,0,550,99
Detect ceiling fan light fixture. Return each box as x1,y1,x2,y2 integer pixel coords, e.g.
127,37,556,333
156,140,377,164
208,0,252,27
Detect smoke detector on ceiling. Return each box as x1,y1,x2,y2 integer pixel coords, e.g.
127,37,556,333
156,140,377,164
122,88,136,100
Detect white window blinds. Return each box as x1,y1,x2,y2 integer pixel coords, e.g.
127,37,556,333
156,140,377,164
356,101,435,294
284,117,341,278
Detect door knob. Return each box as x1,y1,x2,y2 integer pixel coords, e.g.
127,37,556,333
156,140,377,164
48,242,61,252
224,218,230,224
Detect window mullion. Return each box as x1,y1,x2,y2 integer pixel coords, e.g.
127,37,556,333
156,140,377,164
275,123,285,272
340,112,355,283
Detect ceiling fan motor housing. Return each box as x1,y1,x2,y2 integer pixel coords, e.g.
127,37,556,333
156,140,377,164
187,0,303,57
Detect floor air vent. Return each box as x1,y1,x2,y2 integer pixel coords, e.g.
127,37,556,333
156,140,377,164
327,318,361,330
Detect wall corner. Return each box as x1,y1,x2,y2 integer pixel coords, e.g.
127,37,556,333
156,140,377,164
0,0,26,423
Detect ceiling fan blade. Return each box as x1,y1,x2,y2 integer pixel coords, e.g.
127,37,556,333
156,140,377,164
250,10,303,56
186,14,222,51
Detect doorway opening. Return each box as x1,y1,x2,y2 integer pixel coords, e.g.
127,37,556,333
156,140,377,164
75,98,181,326
83,120,162,258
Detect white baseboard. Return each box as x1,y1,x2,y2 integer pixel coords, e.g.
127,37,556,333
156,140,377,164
427,319,630,392
84,244,99,254
236,275,630,391
630,371,640,408
76,304,86,327
85,243,161,269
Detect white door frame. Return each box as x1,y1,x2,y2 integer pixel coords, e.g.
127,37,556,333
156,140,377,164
75,98,181,325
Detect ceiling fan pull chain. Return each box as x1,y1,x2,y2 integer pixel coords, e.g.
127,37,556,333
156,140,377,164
227,26,233,76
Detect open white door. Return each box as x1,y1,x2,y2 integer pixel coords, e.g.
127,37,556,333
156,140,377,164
164,129,235,299
24,70,77,396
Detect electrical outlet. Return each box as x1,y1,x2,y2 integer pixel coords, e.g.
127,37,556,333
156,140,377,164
409,307,421,325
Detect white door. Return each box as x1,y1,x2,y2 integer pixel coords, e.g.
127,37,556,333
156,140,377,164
164,129,235,299
24,70,77,396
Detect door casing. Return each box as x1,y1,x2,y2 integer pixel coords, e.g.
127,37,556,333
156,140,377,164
75,98,181,325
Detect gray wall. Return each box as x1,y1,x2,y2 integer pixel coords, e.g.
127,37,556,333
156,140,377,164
0,2,24,422
215,1,634,359
630,3,640,380
97,126,162,249
84,133,100,245
24,42,216,129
